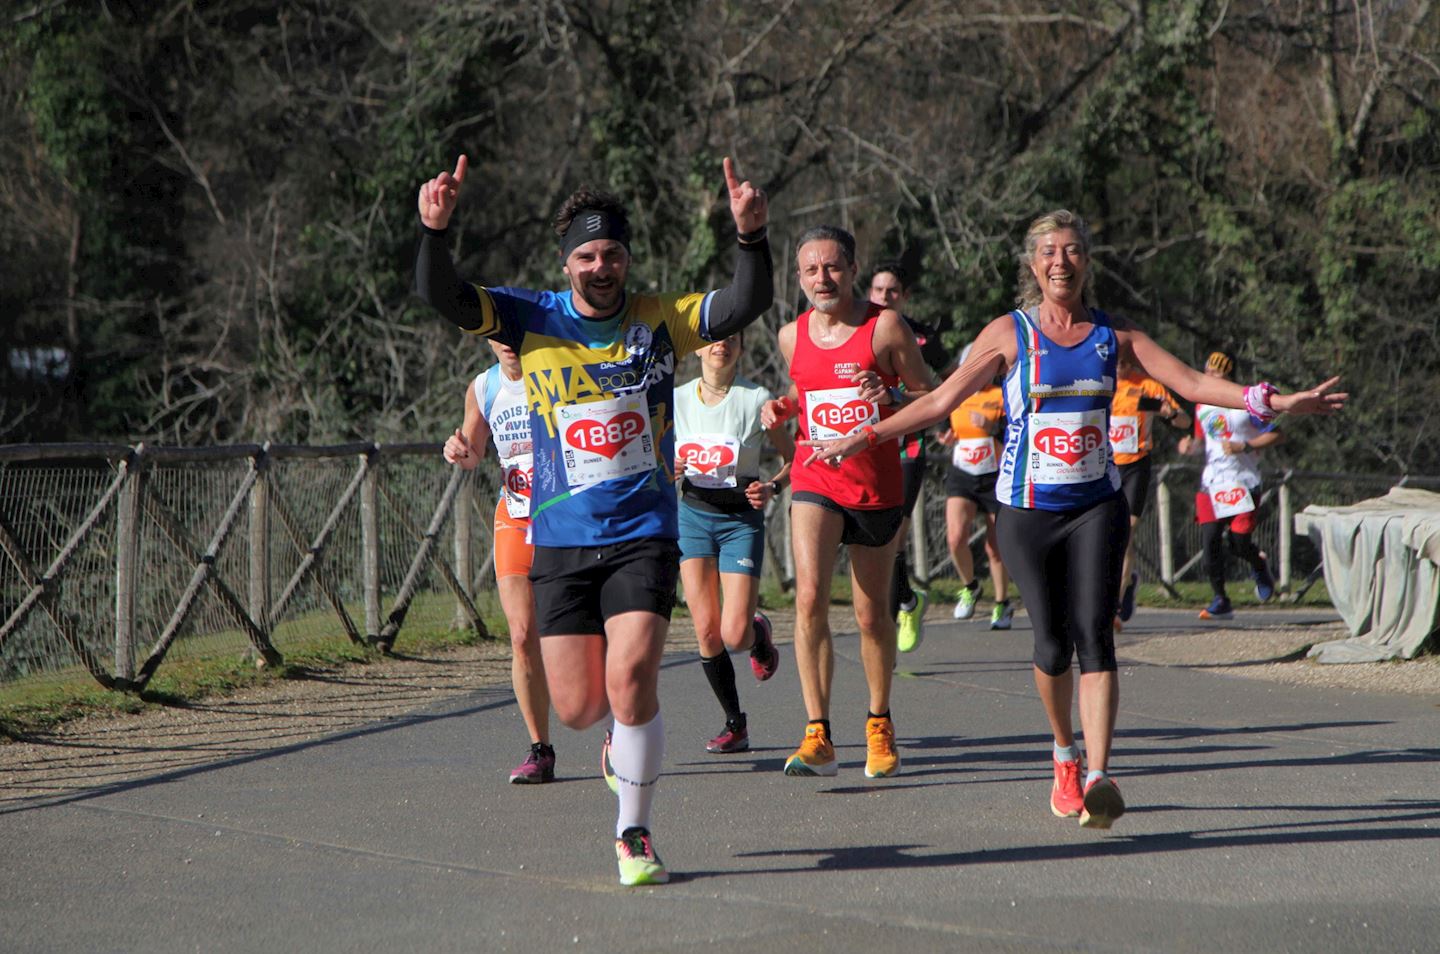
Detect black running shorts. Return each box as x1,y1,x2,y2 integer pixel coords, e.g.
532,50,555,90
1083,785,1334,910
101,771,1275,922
1118,456,1152,520
944,466,1001,514
529,536,681,637
791,491,905,549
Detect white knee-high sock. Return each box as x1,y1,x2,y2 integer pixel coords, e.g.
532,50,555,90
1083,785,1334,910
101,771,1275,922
610,712,664,837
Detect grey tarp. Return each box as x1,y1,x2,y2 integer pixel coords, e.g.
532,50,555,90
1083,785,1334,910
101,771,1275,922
1294,487,1440,663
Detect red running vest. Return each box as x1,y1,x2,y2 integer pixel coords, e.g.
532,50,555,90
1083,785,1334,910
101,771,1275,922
790,304,903,509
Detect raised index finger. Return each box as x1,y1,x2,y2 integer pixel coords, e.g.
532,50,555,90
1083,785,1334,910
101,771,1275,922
723,156,741,192
453,154,469,183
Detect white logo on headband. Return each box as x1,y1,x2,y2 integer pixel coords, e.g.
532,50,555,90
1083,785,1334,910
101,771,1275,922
585,213,604,232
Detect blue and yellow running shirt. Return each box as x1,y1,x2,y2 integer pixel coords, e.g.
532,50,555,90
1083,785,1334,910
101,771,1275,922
994,308,1121,512
461,286,711,547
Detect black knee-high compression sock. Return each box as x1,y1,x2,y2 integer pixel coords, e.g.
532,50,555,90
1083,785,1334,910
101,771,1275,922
700,652,744,725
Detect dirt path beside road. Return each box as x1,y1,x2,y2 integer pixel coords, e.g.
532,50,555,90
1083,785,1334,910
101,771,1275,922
3,605,1434,803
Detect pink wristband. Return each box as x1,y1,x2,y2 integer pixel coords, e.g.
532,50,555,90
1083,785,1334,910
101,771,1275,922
1244,382,1278,422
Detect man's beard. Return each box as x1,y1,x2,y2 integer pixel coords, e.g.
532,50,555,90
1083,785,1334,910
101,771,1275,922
578,280,623,314
805,289,844,314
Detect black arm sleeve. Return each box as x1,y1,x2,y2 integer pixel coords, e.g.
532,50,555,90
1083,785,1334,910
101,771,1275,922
703,237,774,340
413,226,484,331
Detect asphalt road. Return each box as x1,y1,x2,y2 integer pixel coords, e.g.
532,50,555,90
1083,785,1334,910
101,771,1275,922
3,606,1437,953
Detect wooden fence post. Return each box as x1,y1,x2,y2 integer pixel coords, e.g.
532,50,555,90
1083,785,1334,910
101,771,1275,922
1278,471,1293,590
453,470,473,629
909,481,929,585
1157,464,1175,586
113,448,143,682
248,445,271,636
361,451,382,642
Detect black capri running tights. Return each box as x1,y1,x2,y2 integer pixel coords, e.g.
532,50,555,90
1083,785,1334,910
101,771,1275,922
995,494,1130,676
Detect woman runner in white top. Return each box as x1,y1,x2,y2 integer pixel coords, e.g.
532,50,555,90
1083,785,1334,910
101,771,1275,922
674,332,794,754
1178,351,1281,619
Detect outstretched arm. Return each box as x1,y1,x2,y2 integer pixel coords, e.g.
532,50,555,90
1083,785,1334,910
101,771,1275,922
800,314,1015,467
703,157,774,341
1125,326,1346,416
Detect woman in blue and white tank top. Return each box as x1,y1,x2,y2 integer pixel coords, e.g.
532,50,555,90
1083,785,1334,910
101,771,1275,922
798,210,1347,832
993,304,1121,511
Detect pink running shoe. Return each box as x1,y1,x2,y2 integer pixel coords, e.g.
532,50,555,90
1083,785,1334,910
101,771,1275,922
749,611,780,681
706,722,750,754
509,743,556,784
1050,755,1084,818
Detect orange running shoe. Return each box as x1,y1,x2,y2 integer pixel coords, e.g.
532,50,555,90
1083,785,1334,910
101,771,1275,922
783,722,837,777
864,715,901,778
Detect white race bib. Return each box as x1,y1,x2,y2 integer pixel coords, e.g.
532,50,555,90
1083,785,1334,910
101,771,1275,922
805,386,878,441
952,437,998,475
1027,409,1108,484
555,395,655,486
676,433,741,489
1210,485,1255,518
501,450,533,519
1108,415,1140,455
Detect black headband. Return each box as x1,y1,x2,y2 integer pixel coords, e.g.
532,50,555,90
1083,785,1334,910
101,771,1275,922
560,209,630,259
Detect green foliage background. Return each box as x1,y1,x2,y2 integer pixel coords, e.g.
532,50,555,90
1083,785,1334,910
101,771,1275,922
2,0,1437,474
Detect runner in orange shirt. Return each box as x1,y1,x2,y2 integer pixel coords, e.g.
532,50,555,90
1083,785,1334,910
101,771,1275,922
1108,355,1190,623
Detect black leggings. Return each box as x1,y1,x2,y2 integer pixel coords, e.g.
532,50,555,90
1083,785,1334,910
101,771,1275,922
996,495,1129,675
1202,520,1266,597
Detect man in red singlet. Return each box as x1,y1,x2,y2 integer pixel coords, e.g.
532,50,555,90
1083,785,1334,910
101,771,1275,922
761,226,934,779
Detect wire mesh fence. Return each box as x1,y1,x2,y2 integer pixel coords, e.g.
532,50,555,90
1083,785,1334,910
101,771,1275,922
0,443,501,691
901,456,1440,595
4,440,1433,692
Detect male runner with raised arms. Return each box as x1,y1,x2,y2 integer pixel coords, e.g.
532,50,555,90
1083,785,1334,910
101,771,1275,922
415,155,771,885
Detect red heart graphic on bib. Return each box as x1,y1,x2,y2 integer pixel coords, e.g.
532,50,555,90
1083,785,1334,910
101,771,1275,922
1214,488,1246,506
960,445,991,466
1033,426,1104,465
811,400,873,433
677,443,736,475
565,412,646,459
1109,423,1135,443
505,468,532,498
